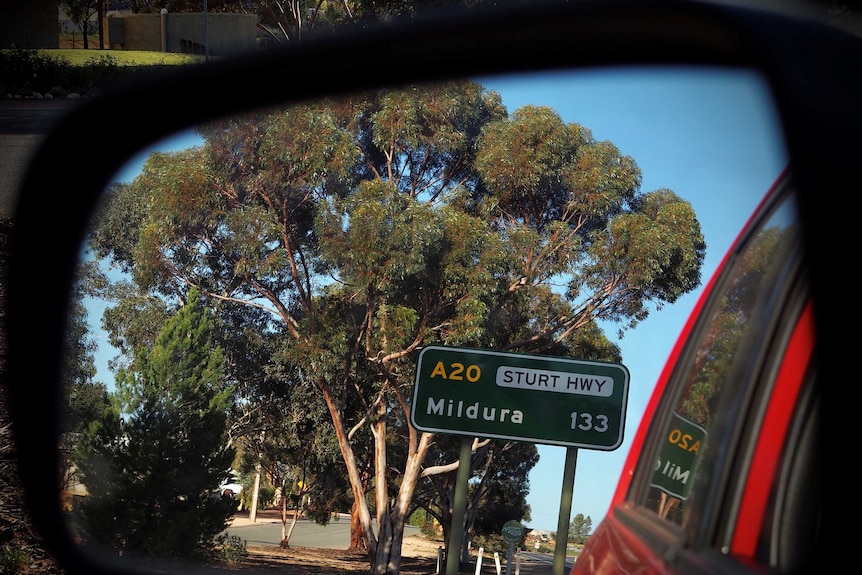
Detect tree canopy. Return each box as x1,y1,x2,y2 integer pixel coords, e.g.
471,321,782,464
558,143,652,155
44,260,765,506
568,513,592,545
82,79,705,574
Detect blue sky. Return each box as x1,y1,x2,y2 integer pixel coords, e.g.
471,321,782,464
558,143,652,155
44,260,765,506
480,66,787,533
96,65,787,536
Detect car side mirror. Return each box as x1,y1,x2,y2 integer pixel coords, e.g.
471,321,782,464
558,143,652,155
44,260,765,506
6,2,857,574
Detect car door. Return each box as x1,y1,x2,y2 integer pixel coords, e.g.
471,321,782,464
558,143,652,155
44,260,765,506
574,171,819,574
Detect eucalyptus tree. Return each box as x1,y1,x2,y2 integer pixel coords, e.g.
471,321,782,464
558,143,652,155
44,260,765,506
85,79,705,574
415,436,537,561
60,261,113,493
226,0,523,45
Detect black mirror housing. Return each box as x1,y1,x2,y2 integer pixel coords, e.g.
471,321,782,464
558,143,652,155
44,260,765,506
7,1,858,572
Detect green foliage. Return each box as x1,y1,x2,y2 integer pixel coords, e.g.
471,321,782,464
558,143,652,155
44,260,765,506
677,224,793,426
63,53,121,93
0,545,28,575
0,48,70,95
568,513,592,544
73,288,236,559
414,437,536,561
470,476,533,540
407,508,426,526
407,508,438,538
213,533,247,565
302,475,353,526
61,264,116,490
420,520,438,539
63,266,99,390
471,532,508,556
241,481,276,511
0,48,199,97
84,79,706,572
64,381,113,434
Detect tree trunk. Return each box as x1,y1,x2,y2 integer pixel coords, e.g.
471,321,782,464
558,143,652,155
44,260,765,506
371,403,390,575
282,490,302,547
319,376,433,575
372,424,433,574
348,499,365,551
249,468,261,522
280,488,288,546
319,378,377,557
249,431,265,522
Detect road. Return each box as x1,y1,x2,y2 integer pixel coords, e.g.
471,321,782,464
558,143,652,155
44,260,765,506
225,510,422,549
518,551,575,571
225,510,575,574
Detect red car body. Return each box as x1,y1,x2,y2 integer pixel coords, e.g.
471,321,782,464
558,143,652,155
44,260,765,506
572,170,818,574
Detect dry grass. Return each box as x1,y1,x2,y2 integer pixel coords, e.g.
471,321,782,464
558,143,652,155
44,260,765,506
230,544,441,574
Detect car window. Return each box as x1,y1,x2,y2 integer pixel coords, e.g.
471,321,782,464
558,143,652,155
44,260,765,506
635,178,810,550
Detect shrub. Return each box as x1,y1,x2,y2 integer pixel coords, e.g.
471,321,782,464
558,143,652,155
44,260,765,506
407,508,438,539
0,545,28,575
64,53,121,94
0,48,70,95
72,289,237,560
420,519,438,539
470,532,508,556
0,49,171,97
213,533,247,565
406,508,426,527
241,482,276,511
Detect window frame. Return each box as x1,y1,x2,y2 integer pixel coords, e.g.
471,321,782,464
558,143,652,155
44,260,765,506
613,174,815,571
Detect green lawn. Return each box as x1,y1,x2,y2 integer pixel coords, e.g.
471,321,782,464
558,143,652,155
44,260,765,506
38,49,207,66
1,46,209,97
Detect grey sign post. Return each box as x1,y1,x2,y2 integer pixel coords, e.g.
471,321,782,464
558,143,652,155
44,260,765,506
501,520,524,575
412,346,630,575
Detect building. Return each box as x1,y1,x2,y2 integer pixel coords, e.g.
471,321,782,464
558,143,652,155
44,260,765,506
105,11,258,57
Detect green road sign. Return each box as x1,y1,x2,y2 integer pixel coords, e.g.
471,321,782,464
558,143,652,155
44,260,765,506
410,346,629,450
649,412,707,500
501,520,525,542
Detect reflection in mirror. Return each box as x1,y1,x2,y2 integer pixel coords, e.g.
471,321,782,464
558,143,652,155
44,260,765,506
60,67,787,572
643,192,800,525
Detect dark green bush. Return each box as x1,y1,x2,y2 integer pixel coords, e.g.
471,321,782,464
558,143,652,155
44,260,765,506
64,53,121,94
213,533,247,565
0,48,158,97
0,544,28,575
241,482,276,511
406,508,426,526
0,48,70,95
470,532,508,556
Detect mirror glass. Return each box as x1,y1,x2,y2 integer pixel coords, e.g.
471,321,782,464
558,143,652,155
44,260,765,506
60,66,788,572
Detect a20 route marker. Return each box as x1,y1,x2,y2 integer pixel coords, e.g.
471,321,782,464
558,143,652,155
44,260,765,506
410,345,630,450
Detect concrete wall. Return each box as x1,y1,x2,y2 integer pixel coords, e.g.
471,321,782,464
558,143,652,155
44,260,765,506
0,0,59,49
105,12,258,57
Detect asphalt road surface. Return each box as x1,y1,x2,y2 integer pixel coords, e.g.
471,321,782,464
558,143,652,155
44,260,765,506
225,510,422,549
225,511,575,574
